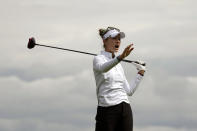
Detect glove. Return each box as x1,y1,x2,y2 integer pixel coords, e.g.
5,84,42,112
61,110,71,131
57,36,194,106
132,60,146,71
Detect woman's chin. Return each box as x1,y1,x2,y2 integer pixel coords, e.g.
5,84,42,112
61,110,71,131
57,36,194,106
115,49,119,52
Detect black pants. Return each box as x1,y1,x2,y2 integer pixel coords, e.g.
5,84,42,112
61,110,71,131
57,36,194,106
95,102,133,131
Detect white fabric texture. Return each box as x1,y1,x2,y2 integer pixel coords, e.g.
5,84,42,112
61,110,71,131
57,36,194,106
103,29,125,40
93,51,143,107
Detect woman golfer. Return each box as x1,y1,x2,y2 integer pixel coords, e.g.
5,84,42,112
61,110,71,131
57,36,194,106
93,27,146,131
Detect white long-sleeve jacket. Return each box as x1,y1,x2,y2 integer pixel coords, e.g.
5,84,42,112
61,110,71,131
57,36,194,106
93,51,143,107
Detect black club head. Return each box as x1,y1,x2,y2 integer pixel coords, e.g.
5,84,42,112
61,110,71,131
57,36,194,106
27,37,36,49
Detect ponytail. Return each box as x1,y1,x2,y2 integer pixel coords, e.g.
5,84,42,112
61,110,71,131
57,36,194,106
99,28,107,39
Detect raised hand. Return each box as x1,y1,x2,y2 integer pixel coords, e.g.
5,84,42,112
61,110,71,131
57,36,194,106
119,44,134,60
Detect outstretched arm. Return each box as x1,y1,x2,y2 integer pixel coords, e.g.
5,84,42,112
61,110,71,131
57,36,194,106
93,44,134,73
93,56,120,73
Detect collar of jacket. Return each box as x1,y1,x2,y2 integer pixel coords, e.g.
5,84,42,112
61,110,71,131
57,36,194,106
101,51,116,59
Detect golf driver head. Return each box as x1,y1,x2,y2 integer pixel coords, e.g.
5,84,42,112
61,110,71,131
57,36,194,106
27,37,36,49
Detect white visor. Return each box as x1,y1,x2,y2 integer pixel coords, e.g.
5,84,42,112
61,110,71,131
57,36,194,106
103,29,125,40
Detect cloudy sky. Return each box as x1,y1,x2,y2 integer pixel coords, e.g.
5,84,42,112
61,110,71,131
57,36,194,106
0,0,197,131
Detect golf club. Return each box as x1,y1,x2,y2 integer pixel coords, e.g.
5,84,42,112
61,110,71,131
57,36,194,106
27,37,146,66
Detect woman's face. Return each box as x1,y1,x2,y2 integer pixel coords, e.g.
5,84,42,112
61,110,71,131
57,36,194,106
104,34,121,53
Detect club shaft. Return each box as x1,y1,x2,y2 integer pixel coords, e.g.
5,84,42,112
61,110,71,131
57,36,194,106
36,43,97,56
35,43,139,64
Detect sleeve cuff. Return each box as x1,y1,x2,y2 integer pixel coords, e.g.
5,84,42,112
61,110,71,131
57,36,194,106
136,73,143,80
116,55,123,62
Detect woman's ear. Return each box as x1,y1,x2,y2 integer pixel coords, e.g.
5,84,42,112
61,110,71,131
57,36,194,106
103,39,106,44
103,38,109,42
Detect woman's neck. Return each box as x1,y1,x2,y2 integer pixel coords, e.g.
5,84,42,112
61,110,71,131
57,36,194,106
105,49,115,58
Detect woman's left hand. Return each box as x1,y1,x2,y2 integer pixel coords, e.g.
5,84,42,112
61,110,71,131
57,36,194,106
132,61,146,76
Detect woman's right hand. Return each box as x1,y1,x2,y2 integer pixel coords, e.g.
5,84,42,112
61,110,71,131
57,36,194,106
119,44,134,60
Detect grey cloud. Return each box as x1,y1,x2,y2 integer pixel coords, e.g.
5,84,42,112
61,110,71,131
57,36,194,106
150,56,197,77
0,71,96,131
129,72,197,129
